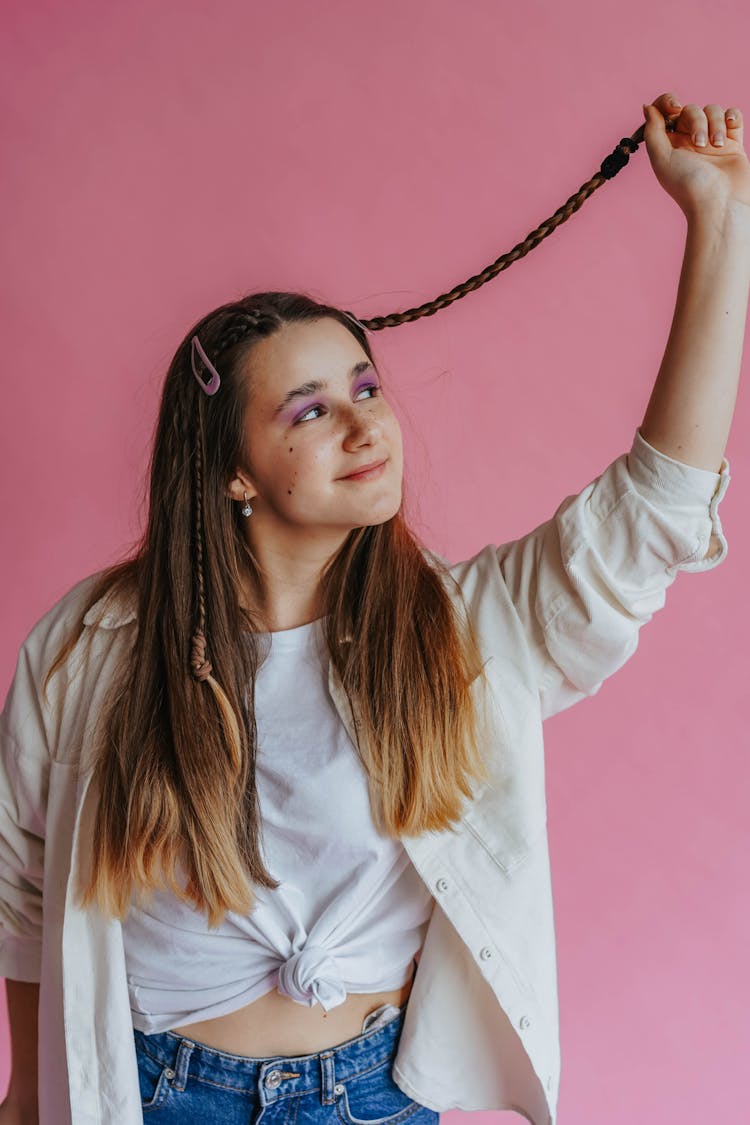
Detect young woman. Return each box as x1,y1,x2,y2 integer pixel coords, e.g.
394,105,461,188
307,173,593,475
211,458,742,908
1,92,748,1125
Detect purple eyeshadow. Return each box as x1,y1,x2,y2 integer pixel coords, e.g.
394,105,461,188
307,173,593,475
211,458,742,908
284,379,379,425
353,377,378,396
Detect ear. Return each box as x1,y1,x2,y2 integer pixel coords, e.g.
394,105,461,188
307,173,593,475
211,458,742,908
226,467,258,504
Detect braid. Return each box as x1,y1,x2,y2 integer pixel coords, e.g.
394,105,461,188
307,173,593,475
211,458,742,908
189,309,273,395
190,397,213,683
184,108,659,677
189,308,271,682
215,309,272,355
349,119,664,333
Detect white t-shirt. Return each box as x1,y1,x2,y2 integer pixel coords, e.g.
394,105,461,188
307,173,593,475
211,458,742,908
122,616,435,1034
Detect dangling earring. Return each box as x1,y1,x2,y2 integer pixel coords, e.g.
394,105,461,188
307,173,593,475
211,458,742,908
241,491,254,518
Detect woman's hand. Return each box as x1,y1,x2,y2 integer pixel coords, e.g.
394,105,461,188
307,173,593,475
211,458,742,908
642,92,750,219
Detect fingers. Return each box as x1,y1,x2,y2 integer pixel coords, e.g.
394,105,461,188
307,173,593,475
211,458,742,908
725,106,744,147
704,105,726,146
651,92,683,119
648,93,744,148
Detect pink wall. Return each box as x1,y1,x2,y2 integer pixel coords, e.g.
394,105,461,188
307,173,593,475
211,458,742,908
2,1,748,1120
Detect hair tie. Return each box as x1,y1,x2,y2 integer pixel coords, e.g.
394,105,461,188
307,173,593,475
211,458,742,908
190,631,213,682
342,310,367,333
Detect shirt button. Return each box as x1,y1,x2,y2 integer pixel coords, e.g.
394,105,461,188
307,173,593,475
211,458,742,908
519,1015,531,1031
479,947,493,960
436,878,449,893
265,1069,283,1089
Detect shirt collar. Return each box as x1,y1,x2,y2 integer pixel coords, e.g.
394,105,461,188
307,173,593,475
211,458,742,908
82,587,138,629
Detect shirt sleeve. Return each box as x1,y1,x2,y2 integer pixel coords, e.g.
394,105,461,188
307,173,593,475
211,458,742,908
495,427,731,721
0,643,51,983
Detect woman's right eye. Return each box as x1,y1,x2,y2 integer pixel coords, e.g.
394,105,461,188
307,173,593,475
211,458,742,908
295,404,324,423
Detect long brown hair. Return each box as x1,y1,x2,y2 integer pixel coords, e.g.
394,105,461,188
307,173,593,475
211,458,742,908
47,291,491,928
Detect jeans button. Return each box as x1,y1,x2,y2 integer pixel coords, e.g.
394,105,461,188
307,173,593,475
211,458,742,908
265,1069,283,1089
334,1083,345,1095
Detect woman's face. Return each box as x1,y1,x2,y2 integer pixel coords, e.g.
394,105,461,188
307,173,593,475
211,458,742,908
228,317,404,545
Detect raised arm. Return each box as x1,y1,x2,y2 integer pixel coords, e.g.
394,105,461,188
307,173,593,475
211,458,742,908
492,91,747,720
639,93,750,474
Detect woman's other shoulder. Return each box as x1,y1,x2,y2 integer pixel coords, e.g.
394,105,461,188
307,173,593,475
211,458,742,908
2,569,137,762
20,569,137,656
4,569,137,709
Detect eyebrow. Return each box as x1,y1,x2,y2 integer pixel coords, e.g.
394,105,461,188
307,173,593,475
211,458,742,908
272,360,376,417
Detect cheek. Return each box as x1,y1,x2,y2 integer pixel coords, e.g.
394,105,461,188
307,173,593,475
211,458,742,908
385,412,403,451
274,443,329,500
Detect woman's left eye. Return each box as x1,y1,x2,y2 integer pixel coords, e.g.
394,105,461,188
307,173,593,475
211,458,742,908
356,382,380,400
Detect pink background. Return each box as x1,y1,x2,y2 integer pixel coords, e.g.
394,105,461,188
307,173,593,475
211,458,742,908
2,1,748,1121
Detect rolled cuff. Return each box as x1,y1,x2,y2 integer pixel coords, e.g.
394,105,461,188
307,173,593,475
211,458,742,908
628,428,731,573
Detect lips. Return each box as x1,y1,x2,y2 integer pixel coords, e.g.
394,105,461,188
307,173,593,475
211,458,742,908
340,458,388,480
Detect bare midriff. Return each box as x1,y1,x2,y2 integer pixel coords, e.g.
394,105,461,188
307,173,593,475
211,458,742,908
170,967,416,1058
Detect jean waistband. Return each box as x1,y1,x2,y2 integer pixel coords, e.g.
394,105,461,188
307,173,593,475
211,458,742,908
133,1000,408,1097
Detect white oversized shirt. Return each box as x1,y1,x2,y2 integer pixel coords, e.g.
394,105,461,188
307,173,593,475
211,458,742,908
0,428,731,1125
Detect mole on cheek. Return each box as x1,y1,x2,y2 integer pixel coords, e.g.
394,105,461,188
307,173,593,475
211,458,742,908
288,447,293,452
288,489,292,495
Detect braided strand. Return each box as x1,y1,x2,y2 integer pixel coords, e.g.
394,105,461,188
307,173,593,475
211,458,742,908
184,120,655,674
189,310,272,682
191,398,213,683
349,121,655,333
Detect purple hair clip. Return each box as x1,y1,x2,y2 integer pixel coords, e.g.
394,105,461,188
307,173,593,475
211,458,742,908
191,334,221,395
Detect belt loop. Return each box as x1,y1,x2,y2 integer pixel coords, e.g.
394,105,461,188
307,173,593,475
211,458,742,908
172,1038,195,1092
319,1049,337,1105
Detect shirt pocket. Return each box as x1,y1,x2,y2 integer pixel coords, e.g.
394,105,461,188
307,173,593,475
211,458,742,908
459,667,548,874
461,805,547,874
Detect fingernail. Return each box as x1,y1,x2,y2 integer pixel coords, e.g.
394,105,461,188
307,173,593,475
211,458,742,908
695,131,707,146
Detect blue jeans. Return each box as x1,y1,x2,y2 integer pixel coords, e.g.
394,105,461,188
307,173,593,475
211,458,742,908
134,1000,440,1124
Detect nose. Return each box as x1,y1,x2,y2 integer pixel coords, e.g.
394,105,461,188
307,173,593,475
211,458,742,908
342,404,383,449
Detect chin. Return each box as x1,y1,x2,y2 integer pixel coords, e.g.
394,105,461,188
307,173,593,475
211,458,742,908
364,495,403,526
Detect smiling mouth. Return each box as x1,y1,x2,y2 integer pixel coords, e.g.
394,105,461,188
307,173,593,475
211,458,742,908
339,458,388,481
